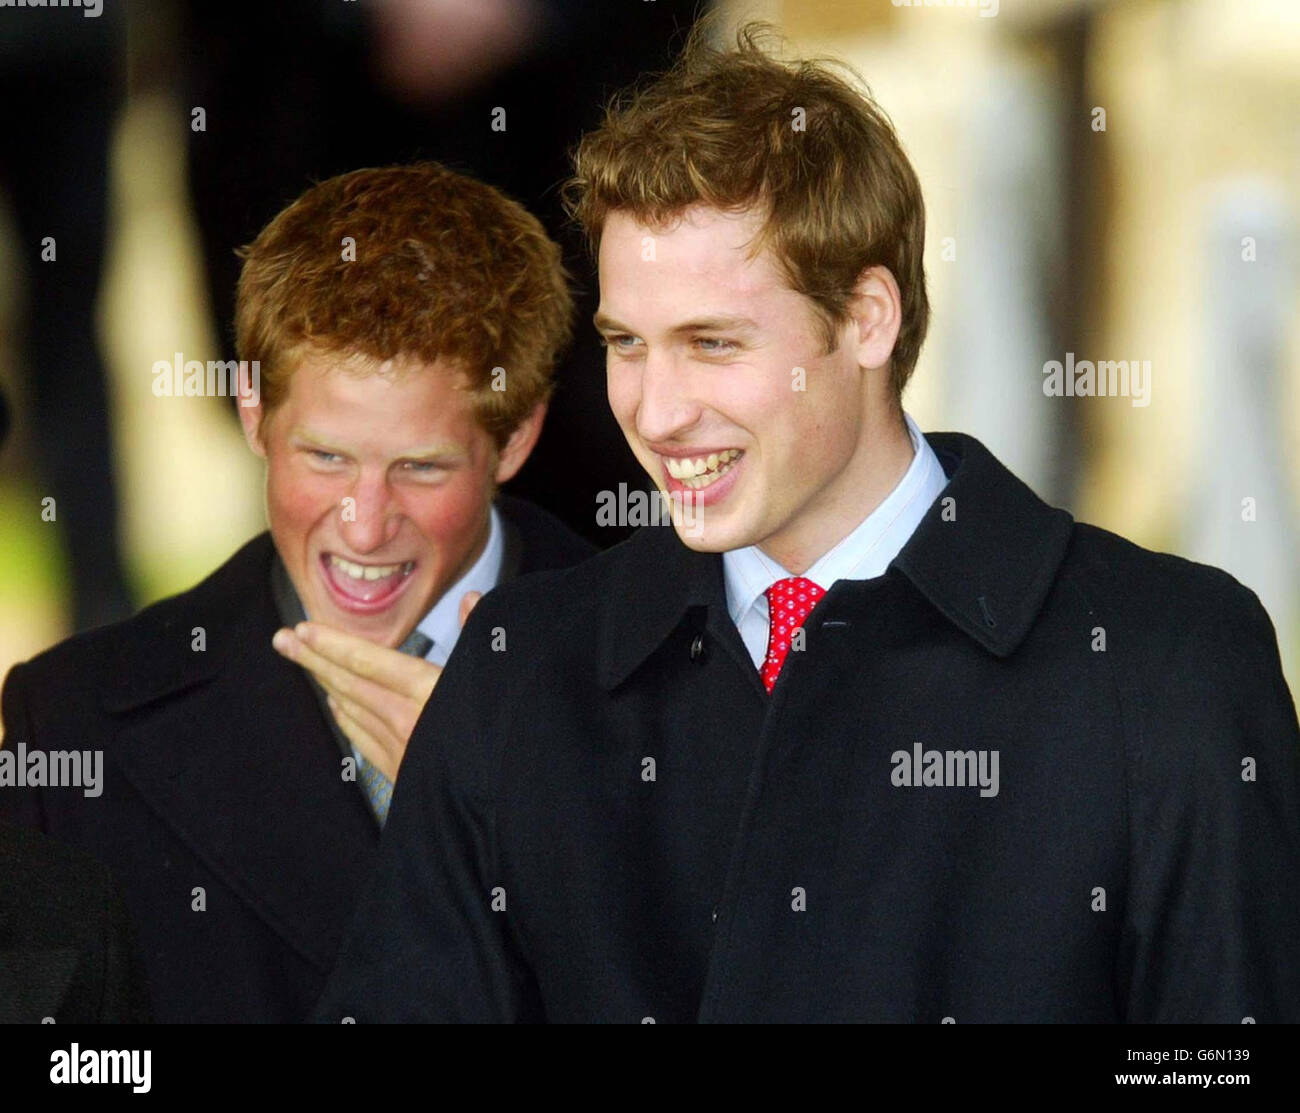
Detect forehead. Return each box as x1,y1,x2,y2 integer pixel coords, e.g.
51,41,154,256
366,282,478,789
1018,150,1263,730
286,350,465,403
598,205,789,303
273,350,482,444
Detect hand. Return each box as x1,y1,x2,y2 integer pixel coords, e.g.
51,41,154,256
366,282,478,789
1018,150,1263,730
272,591,483,782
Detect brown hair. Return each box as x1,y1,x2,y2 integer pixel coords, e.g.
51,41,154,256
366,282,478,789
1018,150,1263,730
236,162,573,445
565,21,930,401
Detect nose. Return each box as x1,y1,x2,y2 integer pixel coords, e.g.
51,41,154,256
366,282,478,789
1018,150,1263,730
338,470,402,553
634,348,702,446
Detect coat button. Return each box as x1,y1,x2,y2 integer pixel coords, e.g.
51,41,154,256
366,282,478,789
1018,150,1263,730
689,633,706,662
711,905,719,923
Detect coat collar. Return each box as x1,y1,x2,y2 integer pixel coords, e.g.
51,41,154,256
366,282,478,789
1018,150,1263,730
598,431,1075,690
98,533,273,714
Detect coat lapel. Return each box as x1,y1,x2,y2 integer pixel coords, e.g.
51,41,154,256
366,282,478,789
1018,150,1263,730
105,536,378,975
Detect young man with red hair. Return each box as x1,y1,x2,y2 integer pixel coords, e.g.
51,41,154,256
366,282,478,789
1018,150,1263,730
0,162,593,1021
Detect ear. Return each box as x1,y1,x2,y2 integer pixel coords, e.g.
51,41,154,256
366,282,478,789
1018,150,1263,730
238,396,268,458
847,265,903,373
493,401,547,485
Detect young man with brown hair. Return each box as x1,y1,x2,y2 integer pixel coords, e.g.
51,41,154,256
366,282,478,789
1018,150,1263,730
319,28,1299,1022
0,162,594,1022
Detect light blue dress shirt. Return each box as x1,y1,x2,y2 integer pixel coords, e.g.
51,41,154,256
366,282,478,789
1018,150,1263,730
414,503,505,666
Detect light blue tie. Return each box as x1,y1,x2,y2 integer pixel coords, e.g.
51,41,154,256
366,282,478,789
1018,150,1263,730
353,628,433,825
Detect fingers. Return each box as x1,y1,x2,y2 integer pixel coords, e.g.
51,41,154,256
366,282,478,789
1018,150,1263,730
326,683,396,757
275,624,441,704
327,697,398,783
273,629,396,710
272,624,438,776
459,590,483,628
289,622,434,700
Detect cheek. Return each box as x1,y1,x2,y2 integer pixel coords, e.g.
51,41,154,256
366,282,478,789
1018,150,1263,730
786,356,857,439
266,461,340,540
402,475,491,557
741,369,846,476
717,371,793,448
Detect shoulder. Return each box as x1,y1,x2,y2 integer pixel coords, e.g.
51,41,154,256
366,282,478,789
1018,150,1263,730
1059,522,1293,752
3,533,276,728
473,521,660,628
434,524,669,695
406,527,662,801
1061,521,1272,649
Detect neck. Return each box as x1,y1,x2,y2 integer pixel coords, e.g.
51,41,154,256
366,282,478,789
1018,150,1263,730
760,407,915,575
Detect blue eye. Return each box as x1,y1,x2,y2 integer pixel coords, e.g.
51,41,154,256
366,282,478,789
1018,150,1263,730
601,335,642,352
309,449,344,464
695,337,737,354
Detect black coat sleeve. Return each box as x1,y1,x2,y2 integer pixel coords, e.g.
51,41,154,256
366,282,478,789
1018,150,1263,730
0,662,46,831
94,874,154,1024
1118,581,1300,1021
314,595,541,1022
0,825,152,1024
3,660,151,1022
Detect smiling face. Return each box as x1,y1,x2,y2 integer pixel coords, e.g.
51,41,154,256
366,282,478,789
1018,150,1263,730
241,349,542,648
596,205,906,572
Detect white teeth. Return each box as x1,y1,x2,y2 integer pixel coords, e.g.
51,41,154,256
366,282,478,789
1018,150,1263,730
328,556,413,581
664,448,741,481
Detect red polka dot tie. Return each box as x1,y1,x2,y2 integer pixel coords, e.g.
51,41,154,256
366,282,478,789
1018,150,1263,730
760,576,826,692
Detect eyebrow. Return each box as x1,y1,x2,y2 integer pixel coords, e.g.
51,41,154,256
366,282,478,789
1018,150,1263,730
593,312,760,336
291,429,466,459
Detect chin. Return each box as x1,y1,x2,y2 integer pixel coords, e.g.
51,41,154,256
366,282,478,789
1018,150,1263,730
671,519,744,554
670,525,721,553
307,592,405,644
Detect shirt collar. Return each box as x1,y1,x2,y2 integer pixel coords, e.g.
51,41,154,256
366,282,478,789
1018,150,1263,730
722,412,948,625
415,503,505,664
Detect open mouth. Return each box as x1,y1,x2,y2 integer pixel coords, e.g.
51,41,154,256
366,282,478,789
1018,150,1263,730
319,552,416,612
663,448,743,489
661,448,745,500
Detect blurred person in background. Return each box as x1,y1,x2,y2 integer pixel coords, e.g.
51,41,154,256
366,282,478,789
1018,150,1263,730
0,163,593,1022
0,1,132,631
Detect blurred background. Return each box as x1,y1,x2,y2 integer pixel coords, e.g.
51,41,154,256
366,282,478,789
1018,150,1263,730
1,0,1297,694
